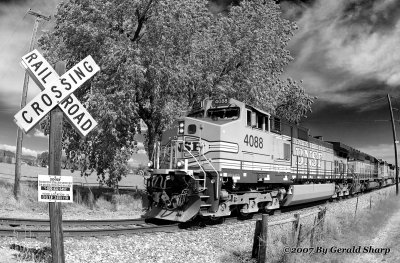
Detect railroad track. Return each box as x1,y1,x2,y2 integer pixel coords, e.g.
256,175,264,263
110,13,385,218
0,217,180,238
0,186,393,238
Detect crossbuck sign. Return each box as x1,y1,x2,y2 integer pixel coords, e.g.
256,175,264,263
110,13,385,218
14,50,100,136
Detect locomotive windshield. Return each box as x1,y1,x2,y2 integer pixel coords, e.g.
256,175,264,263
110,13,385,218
207,107,240,120
187,110,204,118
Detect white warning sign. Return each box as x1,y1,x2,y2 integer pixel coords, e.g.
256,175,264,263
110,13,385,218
38,174,73,202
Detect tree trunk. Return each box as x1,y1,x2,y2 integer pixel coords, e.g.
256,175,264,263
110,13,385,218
114,183,119,195
146,122,155,162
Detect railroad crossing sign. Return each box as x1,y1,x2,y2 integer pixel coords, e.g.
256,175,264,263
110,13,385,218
14,49,100,136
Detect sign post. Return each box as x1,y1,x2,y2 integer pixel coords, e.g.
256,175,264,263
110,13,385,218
49,61,65,262
14,51,100,263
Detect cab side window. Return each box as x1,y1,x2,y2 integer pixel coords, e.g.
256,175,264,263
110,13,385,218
247,110,252,126
271,117,281,133
257,113,263,129
246,109,269,132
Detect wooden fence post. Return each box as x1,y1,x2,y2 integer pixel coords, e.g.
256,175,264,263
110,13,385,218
310,216,317,247
296,224,303,247
252,220,262,258
370,195,372,210
258,214,268,263
354,196,359,219
74,188,82,204
88,191,94,210
317,208,324,240
321,208,326,230
292,214,300,245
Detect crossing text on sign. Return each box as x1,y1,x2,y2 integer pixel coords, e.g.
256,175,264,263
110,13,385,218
18,51,98,136
14,50,100,134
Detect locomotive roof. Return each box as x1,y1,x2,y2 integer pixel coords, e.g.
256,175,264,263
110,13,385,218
244,104,271,117
329,141,378,162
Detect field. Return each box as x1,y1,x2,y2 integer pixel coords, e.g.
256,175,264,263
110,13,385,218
0,179,144,220
0,161,147,221
286,187,400,263
0,162,145,189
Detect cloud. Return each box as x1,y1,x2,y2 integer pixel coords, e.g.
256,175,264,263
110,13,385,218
0,143,38,157
283,0,400,106
33,128,47,138
0,0,27,4
0,0,61,108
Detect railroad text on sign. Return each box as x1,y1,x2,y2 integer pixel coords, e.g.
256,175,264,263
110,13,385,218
18,50,98,136
14,50,100,134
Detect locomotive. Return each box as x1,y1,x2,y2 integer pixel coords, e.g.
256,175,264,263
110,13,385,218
144,98,395,222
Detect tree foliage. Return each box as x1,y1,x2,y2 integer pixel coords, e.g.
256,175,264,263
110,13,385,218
38,0,313,187
37,151,49,167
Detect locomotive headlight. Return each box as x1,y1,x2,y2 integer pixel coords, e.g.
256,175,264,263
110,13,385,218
176,160,184,169
147,161,154,168
178,121,184,134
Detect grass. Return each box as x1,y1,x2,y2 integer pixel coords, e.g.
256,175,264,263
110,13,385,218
223,189,399,263
292,193,400,263
0,162,146,188
0,180,144,219
0,181,48,215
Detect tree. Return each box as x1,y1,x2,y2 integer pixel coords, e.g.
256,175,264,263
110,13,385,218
38,0,313,187
177,0,314,118
274,78,314,123
37,151,49,167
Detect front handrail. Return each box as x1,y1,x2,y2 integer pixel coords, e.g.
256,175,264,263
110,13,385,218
176,139,207,189
199,142,219,177
199,142,220,199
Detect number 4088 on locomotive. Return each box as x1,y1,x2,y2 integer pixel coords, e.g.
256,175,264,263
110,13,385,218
144,98,395,222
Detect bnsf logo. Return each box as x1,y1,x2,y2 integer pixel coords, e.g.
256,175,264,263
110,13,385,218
177,141,200,152
295,147,322,167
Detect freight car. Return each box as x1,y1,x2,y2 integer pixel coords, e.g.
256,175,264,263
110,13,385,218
144,98,395,222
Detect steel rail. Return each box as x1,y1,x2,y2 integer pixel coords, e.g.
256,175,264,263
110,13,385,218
0,217,146,227
0,223,180,238
0,185,394,238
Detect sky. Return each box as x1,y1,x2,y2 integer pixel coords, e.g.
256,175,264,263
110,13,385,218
0,0,399,164
0,0,62,156
280,0,400,164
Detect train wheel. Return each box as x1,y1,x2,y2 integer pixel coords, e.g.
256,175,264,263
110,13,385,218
266,209,274,215
238,204,254,219
207,216,225,225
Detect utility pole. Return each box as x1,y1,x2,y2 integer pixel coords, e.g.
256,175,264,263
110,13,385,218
14,10,51,200
387,94,399,196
